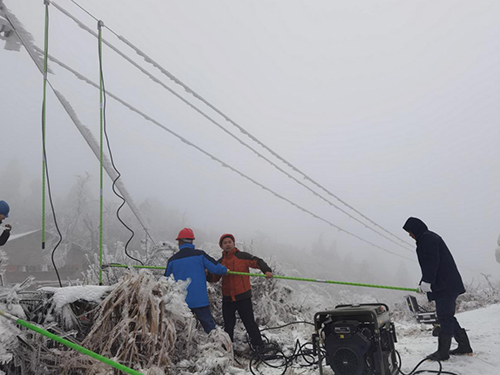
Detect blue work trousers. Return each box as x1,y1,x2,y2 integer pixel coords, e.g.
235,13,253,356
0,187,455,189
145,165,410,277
191,305,216,333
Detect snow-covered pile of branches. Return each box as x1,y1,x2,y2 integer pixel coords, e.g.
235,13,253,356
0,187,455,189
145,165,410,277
456,277,500,312
61,271,232,375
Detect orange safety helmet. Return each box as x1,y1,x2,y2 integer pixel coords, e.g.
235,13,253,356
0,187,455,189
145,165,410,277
219,233,235,248
176,228,195,240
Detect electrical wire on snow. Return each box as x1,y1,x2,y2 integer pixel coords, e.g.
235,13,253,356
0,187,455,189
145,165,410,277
54,0,415,254
245,322,460,375
33,48,415,262
248,336,323,375
395,351,460,375
249,321,321,375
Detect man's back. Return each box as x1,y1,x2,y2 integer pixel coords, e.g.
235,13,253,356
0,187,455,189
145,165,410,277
416,229,465,300
166,243,226,308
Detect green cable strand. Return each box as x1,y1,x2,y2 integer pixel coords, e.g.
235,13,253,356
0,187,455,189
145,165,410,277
0,309,143,375
104,264,418,292
228,271,419,293
41,0,49,250
98,20,104,285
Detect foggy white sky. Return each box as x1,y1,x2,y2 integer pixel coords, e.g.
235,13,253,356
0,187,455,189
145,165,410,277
1,0,499,283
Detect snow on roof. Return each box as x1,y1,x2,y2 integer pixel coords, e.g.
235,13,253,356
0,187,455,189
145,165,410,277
41,285,114,311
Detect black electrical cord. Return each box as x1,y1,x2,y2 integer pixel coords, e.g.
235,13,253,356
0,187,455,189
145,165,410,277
246,321,322,375
97,21,143,266
259,320,315,333
396,350,460,375
245,322,461,375
45,134,63,288
41,6,63,288
248,339,325,375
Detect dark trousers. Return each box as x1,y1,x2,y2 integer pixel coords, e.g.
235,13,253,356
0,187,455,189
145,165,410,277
435,295,463,337
191,306,216,333
223,298,263,347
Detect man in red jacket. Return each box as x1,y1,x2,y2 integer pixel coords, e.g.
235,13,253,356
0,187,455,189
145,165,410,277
208,233,273,350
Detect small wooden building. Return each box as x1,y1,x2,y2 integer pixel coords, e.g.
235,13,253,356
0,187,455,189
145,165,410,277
1,229,89,286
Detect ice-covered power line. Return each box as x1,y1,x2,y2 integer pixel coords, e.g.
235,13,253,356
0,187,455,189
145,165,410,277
53,0,414,253
0,1,46,63
0,4,155,246
68,0,414,249
3,1,64,286
38,46,415,263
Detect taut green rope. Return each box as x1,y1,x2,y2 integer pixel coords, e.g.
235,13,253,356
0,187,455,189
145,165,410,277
105,263,164,270
0,309,143,375
104,264,418,292
227,271,419,293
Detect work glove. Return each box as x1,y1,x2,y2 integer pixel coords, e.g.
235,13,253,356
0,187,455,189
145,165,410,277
418,282,432,294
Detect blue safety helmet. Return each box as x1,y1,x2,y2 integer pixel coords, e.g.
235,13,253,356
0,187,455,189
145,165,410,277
0,201,10,218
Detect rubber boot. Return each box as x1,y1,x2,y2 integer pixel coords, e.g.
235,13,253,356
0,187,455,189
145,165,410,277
432,325,441,337
426,336,451,361
450,328,473,355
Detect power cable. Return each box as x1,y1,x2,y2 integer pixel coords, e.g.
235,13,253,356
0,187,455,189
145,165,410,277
98,19,104,285
97,20,143,266
40,1,63,288
35,48,415,263
395,351,460,375
249,322,460,375
2,3,155,247
259,321,315,333
68,0,415,249
4,4,151,287
4,2,64,287
41,1,48,251
54,0,414,253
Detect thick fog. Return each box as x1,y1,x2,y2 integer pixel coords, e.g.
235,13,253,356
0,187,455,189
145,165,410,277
1,0,499,287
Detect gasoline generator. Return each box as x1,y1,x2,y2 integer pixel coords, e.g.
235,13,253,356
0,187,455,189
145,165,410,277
313,303,398,375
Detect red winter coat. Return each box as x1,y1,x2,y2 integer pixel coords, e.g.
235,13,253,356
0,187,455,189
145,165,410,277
209,248,272,302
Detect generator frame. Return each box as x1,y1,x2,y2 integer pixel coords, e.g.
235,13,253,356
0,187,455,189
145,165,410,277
313,303,398,375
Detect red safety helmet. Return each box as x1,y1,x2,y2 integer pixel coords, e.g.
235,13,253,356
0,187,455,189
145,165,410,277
219,233,235,248
176,228,195,241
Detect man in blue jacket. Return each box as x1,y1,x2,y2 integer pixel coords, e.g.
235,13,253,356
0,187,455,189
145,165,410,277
403,217,472,361
166,228,228,333
0,200,11,246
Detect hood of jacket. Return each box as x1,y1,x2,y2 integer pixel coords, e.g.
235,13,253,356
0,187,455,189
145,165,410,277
403,217,428,238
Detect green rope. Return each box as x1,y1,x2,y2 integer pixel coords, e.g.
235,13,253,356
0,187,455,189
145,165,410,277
104,264,418,292
105,263,164,270
0,309,143,375
228,271,419,293
41,0,49,250
98,20,104,285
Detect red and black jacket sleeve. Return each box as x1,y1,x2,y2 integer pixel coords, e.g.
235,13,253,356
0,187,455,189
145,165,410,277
236,251,272,273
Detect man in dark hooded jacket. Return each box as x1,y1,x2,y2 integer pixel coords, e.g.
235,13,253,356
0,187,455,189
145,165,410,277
403,217,472,360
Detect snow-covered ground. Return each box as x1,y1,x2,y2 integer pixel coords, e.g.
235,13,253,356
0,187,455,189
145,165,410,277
1,275,499,374
394,303,499,375
228,303,500,375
